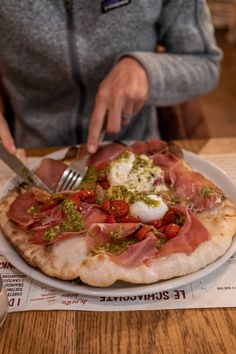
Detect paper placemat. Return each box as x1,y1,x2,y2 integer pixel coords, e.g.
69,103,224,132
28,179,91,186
0,154,236,312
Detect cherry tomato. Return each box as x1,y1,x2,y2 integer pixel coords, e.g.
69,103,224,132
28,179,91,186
104,215,116,223
135,226,151,241
151,218,164,229
101,200,111,214
102,200,129,218
158,225,166,233
109,200,129,217
99,180,110,190
163,210,175,225
119,214,141,223
164,223,181,239
78,190,96,201
68,193,82,208
84,195,95,204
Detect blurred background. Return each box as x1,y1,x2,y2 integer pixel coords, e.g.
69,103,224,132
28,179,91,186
202,0,236,137
159,0,236,140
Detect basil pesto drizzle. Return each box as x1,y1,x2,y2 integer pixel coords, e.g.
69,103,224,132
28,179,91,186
104,185,160,208
43,199,84,241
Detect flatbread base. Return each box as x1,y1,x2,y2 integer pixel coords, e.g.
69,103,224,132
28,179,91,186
0,188,236,287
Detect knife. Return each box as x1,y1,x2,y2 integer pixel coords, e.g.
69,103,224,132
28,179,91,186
0,140,52,193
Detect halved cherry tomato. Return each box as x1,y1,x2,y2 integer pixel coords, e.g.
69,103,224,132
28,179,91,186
164,223,181,239
109,200,129,217
135,226,151,241
78,190,96,201
163,210,175,225
119,214,141,223
101,200,129,218
158,225,166,233
69,190,95,203
101,200,111,213
68,194,82,208
151,218,164,229
104,215,116,223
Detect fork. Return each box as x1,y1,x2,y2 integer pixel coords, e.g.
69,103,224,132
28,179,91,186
55,131,105,193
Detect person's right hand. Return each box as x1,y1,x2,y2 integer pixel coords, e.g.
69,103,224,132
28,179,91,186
0,111,16,154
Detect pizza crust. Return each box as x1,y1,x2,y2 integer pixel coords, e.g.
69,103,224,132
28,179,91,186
0,188,89,280
0,188,236,287
77,234,232,287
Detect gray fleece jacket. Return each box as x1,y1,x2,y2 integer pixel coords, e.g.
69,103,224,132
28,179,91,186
0,0,222,148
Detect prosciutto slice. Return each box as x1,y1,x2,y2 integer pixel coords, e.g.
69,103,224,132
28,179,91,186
30,229,84,245
110,233,158,267
86,223,141,249
88,143,126,167
35,158,67,191
86,223,159,267
8,191,39,226
152,151,221,211
29,202,107,245
82,204,108,229
158,205,211,256
173,169,220,211
128,138,168,155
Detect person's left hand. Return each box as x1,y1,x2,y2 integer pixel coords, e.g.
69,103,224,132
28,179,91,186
87,57,148,153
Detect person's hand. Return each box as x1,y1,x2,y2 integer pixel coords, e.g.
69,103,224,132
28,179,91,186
0,111,16,154
87,57,148,153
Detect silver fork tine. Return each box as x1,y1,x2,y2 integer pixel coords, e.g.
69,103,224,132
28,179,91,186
56,131,106,193
55,158,89,193
61,170,76,191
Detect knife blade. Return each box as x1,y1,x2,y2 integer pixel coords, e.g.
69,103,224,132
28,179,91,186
0,140,52,193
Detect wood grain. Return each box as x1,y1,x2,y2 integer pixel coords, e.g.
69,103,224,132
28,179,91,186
1,139,236,354
0,309,236,354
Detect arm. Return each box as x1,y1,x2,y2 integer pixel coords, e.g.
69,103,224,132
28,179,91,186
87,0,221,152
0,78,16,153
119,0,222,106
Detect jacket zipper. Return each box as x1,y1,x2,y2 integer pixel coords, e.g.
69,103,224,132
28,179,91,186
63,0,86,140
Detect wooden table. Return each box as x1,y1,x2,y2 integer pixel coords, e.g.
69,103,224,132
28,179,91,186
1,138,236,354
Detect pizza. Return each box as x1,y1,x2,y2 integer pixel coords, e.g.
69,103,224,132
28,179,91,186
0,138,236,287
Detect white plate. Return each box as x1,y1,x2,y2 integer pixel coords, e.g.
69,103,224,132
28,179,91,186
0,149,236,297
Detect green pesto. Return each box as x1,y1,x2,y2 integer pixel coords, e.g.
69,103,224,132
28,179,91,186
79,167,97,190
43,199,84,241
27,205,41,215
115,151,131,161
131,154,151,171
105,185,129,201
105,185,160,207
175,213,185,226
97,164,110,180
94,239,138,255
156,237,167,249
201,186,214,198
109,224,124,240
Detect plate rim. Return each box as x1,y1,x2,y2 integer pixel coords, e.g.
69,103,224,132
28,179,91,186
0,148,235,297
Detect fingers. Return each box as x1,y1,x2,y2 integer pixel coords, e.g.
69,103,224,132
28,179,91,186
87,58,149,153
121,100,134,126
87,95,107,154
0,112,16,154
